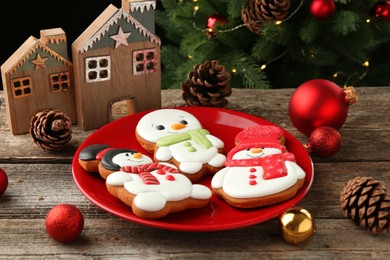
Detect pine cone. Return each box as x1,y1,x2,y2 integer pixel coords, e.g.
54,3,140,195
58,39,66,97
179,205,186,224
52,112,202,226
340,176,390,234
181,60,232,107
241,0,291,33
30,109,72,152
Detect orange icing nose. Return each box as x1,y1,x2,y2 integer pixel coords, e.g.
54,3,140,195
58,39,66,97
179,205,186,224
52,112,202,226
132,152,142,159
171,123,186,130
250,148,263,154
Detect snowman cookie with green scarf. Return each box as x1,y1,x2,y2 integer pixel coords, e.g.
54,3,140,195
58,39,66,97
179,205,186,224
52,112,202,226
135,109,226,182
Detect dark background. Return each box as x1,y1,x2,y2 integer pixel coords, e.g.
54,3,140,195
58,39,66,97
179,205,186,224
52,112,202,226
1,1,388,90
0,0,164,90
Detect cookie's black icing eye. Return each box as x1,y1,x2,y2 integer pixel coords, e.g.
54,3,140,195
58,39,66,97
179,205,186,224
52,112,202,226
246,148,250,151
180,120,188,125
156,125,165,130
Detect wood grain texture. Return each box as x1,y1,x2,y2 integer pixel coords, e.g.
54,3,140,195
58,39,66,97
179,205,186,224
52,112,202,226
0,87,390,259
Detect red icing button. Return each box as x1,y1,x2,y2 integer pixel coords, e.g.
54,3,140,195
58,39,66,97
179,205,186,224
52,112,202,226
249,174,257,179
166,175,175,181
249,180,257,185
249,168,257,172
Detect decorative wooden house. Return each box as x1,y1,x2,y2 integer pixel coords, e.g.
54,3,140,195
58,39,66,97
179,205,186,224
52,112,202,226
72,0,161,130
1,28,76,135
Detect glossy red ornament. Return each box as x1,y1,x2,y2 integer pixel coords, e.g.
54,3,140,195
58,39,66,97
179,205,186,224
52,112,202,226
310,0,336,20
206,14,227,38
374,1,390,20
45,204,84,243
305,126,341,157
289,79,350,136
0,168,8,196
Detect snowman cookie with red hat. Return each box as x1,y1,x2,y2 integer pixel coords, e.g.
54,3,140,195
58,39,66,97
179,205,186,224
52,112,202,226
211,125,306,208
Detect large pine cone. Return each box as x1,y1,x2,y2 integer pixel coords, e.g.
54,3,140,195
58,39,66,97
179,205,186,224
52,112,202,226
340,176,390,234
242,0,291,33
181,60,232,107
30,109,72,152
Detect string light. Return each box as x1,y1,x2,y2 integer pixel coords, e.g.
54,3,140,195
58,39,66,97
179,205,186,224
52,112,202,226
332,60,370,87
191,0,304,34
231,68,237,73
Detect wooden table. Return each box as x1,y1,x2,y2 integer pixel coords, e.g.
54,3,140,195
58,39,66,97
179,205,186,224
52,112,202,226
1,87,389,259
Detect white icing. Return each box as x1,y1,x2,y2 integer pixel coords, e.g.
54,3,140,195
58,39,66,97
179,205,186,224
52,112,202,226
179,162,203,174
211,147,306,198
205,134,224,149
155,146,172,161
112,152,152,167
191,184,212,200
134,191,166,211
231,147,282,160
208,153,227,168
107,167,212,212
137,109,226,174
136,109,203,143
106,171,133,186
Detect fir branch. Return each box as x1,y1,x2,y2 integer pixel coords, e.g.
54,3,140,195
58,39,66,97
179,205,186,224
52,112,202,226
251,39,280,61
222,52,270,89
260,22,291,44
332,11,360,35
226,0,245,18
299,18,320,44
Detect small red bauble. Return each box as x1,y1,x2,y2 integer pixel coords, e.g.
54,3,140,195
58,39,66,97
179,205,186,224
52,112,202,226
374,1,390,20
310,0,336,20
289,79,352,136
206,14,227,38
305,126,341,157
45,204,84,243
0,168,8,196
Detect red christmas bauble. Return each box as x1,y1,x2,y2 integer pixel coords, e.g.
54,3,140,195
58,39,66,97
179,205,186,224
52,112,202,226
0,168,8,196
289,79,350,136
374,1,390,20
310,0,336,20
206,14,227,37
306,126,341,157
45,204,84,243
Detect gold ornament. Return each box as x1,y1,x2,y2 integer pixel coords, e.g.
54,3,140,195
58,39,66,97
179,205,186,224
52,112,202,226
279,207,315,245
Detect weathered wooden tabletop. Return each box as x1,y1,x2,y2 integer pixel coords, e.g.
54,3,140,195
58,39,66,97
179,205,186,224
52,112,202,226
0,87,389,259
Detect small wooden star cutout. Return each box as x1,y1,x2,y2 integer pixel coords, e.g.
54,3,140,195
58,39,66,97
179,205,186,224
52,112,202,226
31,53,48,70
110,27,131,48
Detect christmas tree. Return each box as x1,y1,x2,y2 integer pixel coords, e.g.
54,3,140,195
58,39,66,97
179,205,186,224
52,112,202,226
156,0,390,89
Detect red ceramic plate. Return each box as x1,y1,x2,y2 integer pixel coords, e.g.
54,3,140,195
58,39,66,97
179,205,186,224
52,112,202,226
72,106,313,232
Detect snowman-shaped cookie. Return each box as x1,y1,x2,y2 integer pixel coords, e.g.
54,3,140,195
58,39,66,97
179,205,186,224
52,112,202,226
135,109,226,182
211,127,306,208
106,163,212,219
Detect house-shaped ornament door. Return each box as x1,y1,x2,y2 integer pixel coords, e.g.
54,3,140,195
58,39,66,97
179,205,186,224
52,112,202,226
72,0,162,130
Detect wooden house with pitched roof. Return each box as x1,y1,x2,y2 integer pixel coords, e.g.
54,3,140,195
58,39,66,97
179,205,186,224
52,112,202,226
72,0,161,130
1,28,76,135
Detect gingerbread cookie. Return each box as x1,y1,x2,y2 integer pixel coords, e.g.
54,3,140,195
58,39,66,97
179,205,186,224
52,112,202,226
106,163,212,219
78,144,112,173
211,127,305,208
135,109,226,182
78,144,153,179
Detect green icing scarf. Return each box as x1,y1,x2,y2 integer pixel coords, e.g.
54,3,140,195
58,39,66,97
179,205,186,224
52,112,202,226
156,129,213,149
